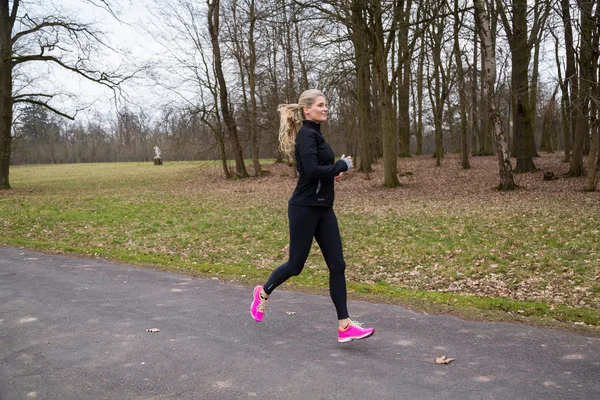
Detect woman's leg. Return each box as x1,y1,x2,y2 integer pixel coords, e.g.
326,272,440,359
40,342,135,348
263,204,319,295
314,207,349,320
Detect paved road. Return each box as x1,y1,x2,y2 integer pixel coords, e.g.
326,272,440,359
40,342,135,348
1,246,599,400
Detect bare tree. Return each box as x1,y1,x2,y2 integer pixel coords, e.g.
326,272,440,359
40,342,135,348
584,0,599,190
0,0,130,189
453,0,470,169
495,0,550,173
226,0,263,176
207,0,249,178
474,0,516,190
540,84,559,153
569,0,594,177
558,0,577,163
425,2,453,167
148,0,231,178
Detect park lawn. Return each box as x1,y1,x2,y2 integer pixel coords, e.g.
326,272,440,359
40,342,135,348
1,155,599,335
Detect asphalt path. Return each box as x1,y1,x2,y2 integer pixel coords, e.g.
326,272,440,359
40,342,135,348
1,245,599,400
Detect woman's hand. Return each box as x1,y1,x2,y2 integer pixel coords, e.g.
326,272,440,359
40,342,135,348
340,154,353,170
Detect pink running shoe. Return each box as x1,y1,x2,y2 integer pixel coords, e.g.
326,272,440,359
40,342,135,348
250,285,268,322
338,319,374,343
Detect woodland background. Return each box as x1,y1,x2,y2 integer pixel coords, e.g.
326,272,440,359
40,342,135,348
2,0,599,190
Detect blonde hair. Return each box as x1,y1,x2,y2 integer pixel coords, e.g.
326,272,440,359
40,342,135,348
278,89,325,159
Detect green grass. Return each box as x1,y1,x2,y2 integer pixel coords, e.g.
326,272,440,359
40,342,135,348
2,161,599,335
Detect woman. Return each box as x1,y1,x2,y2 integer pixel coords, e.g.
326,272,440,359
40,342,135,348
250,89,374,343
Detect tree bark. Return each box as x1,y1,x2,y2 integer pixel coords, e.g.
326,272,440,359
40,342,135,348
0,0,14,189
293,6,309,90
596,0,600,171
477,27,493,156
509,0,536,172
454,0,470,169
585,0,599,190
552,31,570,160
561,0,577,163
396,0,412,158
247,0,262,176
282,0,295,103
527,1,549,158
470,28,479,155
569,0,594,177
474,0,516,190
416,34,425,156
350,0,373,174
371,0,399,187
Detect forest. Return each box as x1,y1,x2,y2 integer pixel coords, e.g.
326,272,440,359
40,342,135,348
1,0,599,190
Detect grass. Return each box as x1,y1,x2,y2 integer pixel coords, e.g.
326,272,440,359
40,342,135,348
1,157,599,335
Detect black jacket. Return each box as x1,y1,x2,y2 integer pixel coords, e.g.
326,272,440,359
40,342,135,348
288,120,348,207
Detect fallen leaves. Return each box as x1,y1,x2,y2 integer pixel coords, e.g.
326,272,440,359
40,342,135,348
435,355,456,365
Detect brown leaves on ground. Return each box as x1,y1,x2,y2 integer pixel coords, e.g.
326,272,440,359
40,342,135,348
435,355,456,365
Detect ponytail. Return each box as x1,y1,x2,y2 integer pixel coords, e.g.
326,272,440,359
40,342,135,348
277,104,303,159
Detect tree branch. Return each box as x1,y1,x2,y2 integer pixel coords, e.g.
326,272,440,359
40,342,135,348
11,54,132,90
12,19,91,45
10,0,19,24
13,98,76,120
13,93,53,100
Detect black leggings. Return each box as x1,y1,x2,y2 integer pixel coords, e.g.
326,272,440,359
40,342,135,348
263,204,349,320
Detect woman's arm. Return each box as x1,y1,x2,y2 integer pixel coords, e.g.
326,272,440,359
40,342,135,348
296,130,347,179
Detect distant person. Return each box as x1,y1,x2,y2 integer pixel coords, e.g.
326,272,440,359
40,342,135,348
250,89,374,343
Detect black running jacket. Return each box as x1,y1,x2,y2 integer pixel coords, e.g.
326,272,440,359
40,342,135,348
288,120,348,208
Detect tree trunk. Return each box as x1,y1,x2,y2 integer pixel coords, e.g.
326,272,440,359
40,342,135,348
561,0,577,163
0,0,14,189
588,118,598,191
511,0,536,173
454,0,470,169
207,0,248,178
427,13,448,167
371,1,399,187
351,0,373,174
553,31,570,159
282,0,295,103
528,2,547,159
416,34,425,156
397,1,412,158
478,37,492,155
474,0,516,190
586,0,599,190
247,0,261,176
529,34,541,157
471,28,479,155
569,0,594,177
540,85,558,153
597,0,600,171
293,10,309,90
213,119,230,179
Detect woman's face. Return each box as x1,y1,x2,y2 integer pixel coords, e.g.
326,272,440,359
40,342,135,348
303,96,328,123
